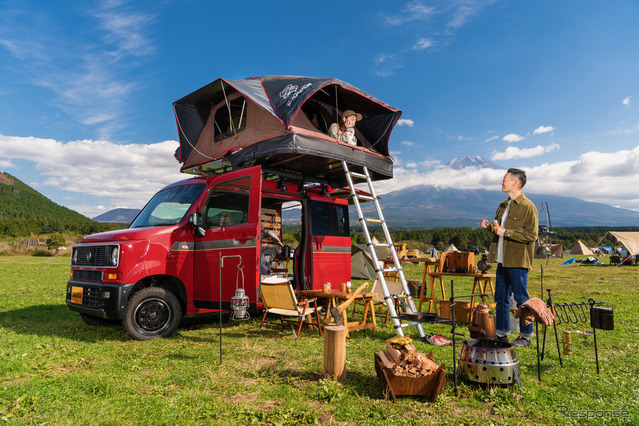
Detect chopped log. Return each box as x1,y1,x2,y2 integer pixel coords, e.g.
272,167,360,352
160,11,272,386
323,324,346,381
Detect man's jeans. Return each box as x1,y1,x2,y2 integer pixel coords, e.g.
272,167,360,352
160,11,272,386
495,263,533,337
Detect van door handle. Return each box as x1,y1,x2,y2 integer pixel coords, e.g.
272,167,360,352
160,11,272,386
236,236,252,244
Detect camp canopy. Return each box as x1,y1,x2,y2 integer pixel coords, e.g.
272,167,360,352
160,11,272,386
173,76,402,186
609,232,639,255
570,240,594,255
444,244,460,253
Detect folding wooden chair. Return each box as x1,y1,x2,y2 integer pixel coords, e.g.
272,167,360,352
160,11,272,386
258,278,322,339
350,278,405,326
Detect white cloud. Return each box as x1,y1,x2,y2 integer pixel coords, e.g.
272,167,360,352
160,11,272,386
0,135,185,217
503,133,524,143
397,119,415,127
491,143,560,160
485,135,499,142
533,125,554,135
413,38,434,50
0,159,17,168
622,97,631,105
401,140,415,146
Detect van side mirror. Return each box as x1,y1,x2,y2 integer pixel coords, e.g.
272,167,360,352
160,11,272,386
188,212,206,238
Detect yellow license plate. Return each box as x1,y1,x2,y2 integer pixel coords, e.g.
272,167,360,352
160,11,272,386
71,286,83,304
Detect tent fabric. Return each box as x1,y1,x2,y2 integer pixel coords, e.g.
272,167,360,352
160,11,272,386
173,76,402,186
534,242,564,259
444,244,459,253
610,232,639,255
561,257,576,265
351,245,377,280
570,240,594,255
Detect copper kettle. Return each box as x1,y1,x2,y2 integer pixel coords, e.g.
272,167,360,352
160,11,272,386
468,299,497,340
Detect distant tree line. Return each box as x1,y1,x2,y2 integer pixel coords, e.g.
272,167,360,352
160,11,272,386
282,225,637,252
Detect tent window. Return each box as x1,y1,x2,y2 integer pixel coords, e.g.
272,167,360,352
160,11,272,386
213,96,247,141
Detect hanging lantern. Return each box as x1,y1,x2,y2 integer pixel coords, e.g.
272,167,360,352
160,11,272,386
231,288,250,320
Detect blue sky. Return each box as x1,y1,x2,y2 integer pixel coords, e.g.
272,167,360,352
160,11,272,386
1,0,639,218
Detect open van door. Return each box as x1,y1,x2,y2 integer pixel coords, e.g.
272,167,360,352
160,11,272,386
192,166,262,309
308,198,351,288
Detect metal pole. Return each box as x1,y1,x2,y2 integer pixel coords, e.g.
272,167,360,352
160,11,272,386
219,255,242,365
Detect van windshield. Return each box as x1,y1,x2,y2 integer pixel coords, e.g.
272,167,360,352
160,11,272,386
130,184,205,228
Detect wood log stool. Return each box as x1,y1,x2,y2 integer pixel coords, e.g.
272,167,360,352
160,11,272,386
323,324,346,381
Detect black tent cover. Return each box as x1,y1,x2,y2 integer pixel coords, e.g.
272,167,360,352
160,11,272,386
173,76,402,186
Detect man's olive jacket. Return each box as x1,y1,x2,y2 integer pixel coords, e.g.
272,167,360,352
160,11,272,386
486,193,539,270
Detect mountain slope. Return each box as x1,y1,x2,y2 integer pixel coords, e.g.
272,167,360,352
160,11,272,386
0,172,108,236
93,208,140,223
368,185,639,228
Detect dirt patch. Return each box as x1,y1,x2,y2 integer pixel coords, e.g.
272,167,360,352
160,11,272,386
0,173,15,186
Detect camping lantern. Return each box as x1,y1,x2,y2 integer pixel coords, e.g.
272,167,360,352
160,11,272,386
231,288,250,320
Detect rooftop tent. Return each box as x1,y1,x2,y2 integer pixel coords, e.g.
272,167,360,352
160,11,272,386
609,231,639,255
570,240,594,255
173,76,402,186
534,242,563,259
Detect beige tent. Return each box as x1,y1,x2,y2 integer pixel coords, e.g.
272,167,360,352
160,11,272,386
444,244,460,253
610,232,639,255
534,242,564,259
570,240,593,255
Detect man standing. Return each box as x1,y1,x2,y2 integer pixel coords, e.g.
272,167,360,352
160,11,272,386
480,169,538,346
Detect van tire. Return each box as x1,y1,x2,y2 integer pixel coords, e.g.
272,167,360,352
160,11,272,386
123,287,182,340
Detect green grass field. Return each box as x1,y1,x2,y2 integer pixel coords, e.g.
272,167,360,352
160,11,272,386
1,256,638,424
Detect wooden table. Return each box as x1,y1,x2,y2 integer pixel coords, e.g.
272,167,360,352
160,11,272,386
297,289,378,334
382,257,440,312
421,272,496,313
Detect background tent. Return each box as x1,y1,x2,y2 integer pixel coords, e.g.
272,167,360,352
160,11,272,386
534,242,564,258
173,76,402,186
351,239,393,279
351,245,377,279
444,244,460,253
609,232,639,255
570,240,594,255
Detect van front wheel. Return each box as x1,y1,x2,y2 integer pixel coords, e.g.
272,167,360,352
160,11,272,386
123,287,182,340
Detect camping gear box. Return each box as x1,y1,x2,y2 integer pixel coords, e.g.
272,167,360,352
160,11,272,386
445,252,475,274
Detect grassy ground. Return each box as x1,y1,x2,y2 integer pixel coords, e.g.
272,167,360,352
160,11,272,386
1,255,638,424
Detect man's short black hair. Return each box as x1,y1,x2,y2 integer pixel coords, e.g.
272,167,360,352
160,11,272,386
507,168,527,188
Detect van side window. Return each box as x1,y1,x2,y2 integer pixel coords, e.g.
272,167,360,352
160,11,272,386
214,96,247,141
310,200,349,237
204,176,251,227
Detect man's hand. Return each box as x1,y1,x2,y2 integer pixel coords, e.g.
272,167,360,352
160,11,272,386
480,219,491,229
494,225,506,237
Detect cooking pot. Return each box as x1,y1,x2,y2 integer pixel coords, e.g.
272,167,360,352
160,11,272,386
468,301,497,340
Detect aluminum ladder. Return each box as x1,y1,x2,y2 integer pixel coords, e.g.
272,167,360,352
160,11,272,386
342,161,426,339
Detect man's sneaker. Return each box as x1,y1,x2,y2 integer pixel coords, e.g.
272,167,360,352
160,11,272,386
496,335,509,343
510,336,531,347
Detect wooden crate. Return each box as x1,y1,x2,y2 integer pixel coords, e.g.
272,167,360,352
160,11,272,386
261,208,281,246
445,252,475,274
438,299,471,323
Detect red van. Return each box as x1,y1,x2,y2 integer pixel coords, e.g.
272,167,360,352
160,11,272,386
66,165,351,340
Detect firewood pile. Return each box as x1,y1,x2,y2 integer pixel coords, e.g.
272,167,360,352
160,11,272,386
377,338,439,378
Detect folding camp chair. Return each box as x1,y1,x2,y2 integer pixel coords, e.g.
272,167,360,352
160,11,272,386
258,278,322,339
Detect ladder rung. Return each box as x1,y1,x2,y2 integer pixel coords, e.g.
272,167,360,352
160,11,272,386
383,268,398,273
372,243,392,248
356,194,375,201
348,171,367,179
365,218,382,223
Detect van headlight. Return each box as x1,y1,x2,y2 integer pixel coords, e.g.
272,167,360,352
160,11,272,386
110,246,120,266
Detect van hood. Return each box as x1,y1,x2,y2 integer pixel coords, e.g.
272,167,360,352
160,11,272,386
81,226,176,243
